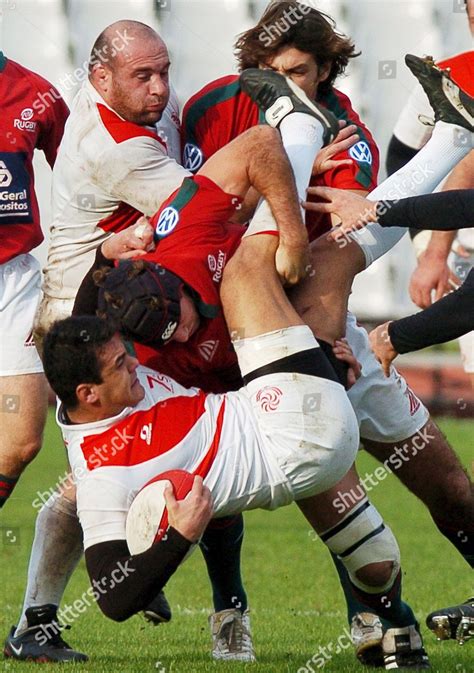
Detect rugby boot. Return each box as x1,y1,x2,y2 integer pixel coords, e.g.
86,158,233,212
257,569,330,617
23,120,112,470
405,54,474,132
143,590,172,625
4,604,88,663
351,612,384,666
426,597,474,644
240,67,339,145
210,608,256,662
382,624,430,669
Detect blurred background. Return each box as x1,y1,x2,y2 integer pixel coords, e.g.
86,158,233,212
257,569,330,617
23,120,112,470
0,0,472,410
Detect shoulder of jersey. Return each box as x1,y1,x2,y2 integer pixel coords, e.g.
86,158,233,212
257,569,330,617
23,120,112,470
437,50,474,69
183,75,240,113
96,102,166,147
7,58,64,99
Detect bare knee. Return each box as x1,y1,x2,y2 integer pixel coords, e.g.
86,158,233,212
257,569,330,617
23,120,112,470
355,561,395,589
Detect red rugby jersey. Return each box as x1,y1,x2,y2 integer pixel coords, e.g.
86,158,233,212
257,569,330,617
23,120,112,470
182,74,379,241
134,175,244,392
0,53,69,263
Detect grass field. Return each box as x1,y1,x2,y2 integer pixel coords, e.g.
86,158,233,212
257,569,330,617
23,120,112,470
1,412,472,673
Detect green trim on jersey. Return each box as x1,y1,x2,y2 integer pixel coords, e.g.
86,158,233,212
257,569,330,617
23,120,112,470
0,52,7,72
321,89,374,190
185,79,242,144
167,177,200,213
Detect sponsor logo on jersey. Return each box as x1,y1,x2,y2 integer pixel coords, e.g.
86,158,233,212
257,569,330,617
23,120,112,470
208,250,226,283
183,143,204,172
404,386,421,416
13,108,37,132
198,340,219,362
155,207,179,237
256,386,283,412
140,423,153,445
0,153,32,224
349,141,372,165
162,321,178,341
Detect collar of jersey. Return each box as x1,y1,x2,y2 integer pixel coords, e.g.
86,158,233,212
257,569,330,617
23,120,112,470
0,52,7,72
85,79,157,133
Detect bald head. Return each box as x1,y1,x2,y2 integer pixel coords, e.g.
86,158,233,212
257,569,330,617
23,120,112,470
89,20,165,75
88,20,170,126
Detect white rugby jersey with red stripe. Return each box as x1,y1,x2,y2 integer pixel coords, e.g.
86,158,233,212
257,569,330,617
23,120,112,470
60,366,292,550
43,80,189,302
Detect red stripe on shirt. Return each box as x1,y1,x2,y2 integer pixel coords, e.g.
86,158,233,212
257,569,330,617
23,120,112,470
80,392,209,470
96,103,166,147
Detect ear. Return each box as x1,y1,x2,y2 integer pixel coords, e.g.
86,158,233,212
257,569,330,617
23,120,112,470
90,63,111,95
75,383,100,407
318,62,332,83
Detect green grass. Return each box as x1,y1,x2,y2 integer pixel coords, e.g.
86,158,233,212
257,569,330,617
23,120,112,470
1,414,473,672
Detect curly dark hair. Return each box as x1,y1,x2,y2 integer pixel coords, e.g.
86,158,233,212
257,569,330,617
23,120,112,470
235,1,360,95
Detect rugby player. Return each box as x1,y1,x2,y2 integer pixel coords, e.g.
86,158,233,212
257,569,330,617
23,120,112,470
43,102,430,664
5,20,259,663
180,2,474,656
0,54,77,659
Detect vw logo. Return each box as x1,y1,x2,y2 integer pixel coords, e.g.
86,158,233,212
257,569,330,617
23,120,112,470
349,141,373,165
183,143,204,172
155,207,179,237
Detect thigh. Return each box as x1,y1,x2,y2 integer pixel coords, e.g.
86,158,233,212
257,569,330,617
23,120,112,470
362,419,472,508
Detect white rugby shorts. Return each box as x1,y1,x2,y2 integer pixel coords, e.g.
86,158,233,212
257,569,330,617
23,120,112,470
346,312,429,442
0,254,43,376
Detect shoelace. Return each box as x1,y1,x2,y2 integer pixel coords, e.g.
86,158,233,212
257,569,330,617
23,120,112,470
34,621,72,649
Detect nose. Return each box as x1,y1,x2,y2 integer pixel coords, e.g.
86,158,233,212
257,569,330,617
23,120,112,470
127,354,139,371
149,74,168,98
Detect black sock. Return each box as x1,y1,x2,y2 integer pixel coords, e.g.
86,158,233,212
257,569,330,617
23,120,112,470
0,474,19,508
434,517,474,568
330,554,415,629
199,514,248,613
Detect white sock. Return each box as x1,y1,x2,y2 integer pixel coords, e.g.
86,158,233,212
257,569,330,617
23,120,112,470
352,122,474,266
245,113,324,237
279,113,324,202
15,491,83,635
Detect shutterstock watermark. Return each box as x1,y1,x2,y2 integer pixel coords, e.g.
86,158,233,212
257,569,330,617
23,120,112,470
332,426,435,514
34,559,135,646
297,627,353,671
32,27,135,115
258,1,316,46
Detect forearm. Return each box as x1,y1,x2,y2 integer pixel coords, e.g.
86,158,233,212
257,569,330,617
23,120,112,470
84,528,191,622
377,190,474,232
388,268,474,353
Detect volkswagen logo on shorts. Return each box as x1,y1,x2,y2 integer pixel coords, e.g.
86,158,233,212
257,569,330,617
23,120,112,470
183,143,204,171
349,141,372,165
155,207,179,237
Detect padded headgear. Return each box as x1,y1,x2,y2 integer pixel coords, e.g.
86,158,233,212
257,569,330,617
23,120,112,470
97,260,183,347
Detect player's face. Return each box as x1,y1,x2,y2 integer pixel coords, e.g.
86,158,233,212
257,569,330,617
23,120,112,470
166,292,200,344
96,334,145,415
260,46,330,100
106,37,170,126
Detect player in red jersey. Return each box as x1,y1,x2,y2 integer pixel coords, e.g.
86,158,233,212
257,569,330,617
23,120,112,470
180,4,474,660
0,56,69,518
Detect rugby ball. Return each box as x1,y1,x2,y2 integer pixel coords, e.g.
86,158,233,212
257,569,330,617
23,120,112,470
126,470,196,555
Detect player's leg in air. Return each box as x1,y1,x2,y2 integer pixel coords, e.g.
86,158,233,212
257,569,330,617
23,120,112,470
239,61,474,663
172,73,432,669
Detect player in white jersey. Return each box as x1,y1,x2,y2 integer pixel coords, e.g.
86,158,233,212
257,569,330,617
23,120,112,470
41,188,427,666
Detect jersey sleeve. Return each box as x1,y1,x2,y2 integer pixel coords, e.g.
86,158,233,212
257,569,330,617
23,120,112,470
33,80,69,168
93,136,191,217
76,475,131,550
317,138,380,193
